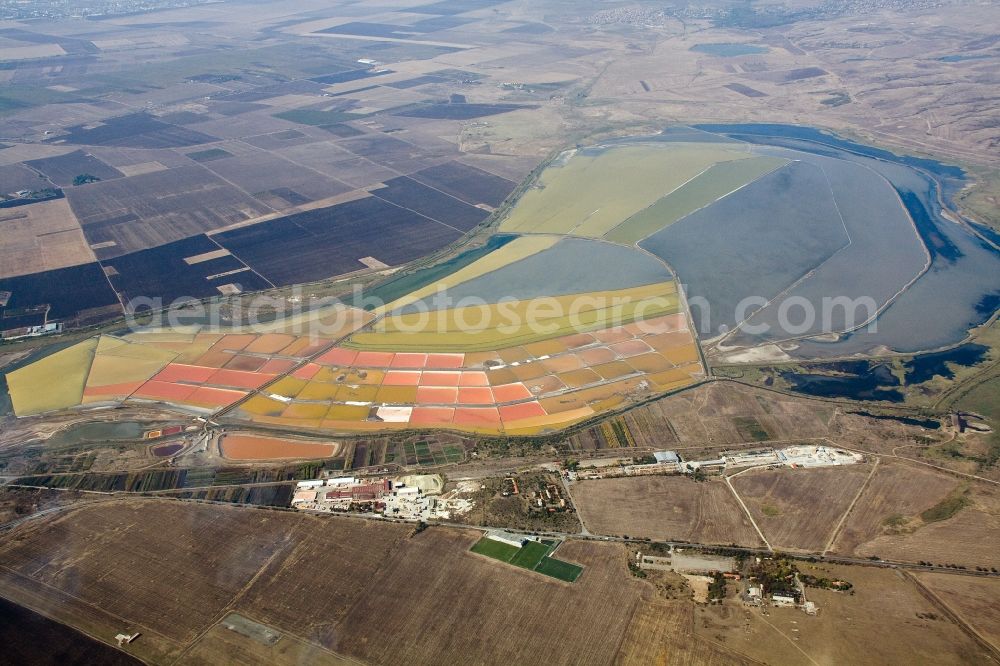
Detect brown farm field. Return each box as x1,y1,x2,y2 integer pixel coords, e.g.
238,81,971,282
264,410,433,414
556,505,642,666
0,199,96,278
334,530,645,665
183,618,355,666
731,464,874,552
2,499,997,665
0,500,408,663
0,500,297,662
572,476,764,547
0,499,725,665
851,485,1000,570
828,462,1000,568
235,518,409,647
915,573,1000,652
0,502,299,643
615,599,750,666
829,462,959,555
696,564,997,665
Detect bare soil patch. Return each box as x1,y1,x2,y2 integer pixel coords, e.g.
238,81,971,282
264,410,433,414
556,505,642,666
573,476,764,547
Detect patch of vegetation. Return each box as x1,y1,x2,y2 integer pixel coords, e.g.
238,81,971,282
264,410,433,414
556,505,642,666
954,369,1000,470
920,485,971,523
627,560,647,578
734,416,770,442
533,555,583,582
72,174,100,186
820,91,851,107
707,571,727,601
799,573,853,591
509,539,552,569
470,536,583,582
761,504,781,517
475,472,581,533
956,166,1000,232
186,148,232,162
470,536,519,562
884,513,908,528
186,73,242,84
747,557,800,600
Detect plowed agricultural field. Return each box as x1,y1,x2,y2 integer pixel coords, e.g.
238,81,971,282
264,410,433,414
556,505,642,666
335,529,645,665
0,501,410,663
0,501,306,647
572,476,763,547
220,434,344,460
0,500,735,665
615,599,750,665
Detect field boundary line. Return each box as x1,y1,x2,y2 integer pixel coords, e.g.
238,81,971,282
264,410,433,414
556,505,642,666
0,563,179,645
167,533,298,665
903,571,1000,664
822,456,880,555
610,598,643,663
750,607,821,666
724,466,772,551
0,586,157,666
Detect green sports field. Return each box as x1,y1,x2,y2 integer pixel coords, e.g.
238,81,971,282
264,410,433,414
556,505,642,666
470,536,520,562
470,536,583,583
534,555,584,582
509,540,553,569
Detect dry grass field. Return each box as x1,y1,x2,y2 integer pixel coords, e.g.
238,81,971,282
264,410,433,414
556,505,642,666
334,530,644,665
829,462,959,556
183,619,354,666
615,599,750,665
570,381,839,451
0,500,408,662
2,499,996,665
572,476,764,547
0,501,301,645
0,199,95,278
0,500,693,665
915,573,1000,652
852,486,1000,570
826,462,1000,568
696,564,996,665
731,464,873,552
236,519,409,647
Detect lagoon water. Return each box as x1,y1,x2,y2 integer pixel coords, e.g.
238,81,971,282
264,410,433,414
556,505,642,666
690,124,1000,357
